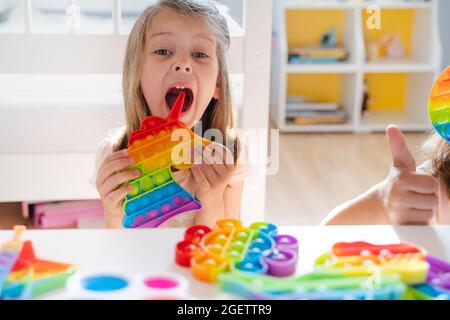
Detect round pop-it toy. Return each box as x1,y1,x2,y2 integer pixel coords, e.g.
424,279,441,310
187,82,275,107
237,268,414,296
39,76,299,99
429,67,450,141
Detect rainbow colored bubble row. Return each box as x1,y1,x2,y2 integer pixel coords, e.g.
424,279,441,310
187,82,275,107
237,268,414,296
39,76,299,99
429,67,450,141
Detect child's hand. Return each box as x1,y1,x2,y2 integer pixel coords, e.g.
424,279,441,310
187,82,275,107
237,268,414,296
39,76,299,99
95,149,140,227
379,125,438,225
187,142,235,206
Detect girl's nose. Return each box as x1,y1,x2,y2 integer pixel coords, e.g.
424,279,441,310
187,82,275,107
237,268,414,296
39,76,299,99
173,61,192,74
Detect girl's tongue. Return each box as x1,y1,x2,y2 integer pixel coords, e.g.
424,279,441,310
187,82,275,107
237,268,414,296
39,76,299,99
165,87,194,112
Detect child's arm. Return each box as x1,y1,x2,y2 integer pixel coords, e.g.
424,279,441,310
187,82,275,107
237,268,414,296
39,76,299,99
224,181,244,219
194,181,244,227
321,183,390,225
323,125,438,225
190,143,241,227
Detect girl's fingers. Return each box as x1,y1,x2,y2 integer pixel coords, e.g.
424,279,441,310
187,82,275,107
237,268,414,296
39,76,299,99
404,208,434,224
404,173,438,194
211,162,227,177
104,149,129,163
192,143,205,165
219,144,234,166
191,165,211,190
211,163,234,184
190,142,234,187
201,143,234,173
105,185,133,208
205,143,233,165
100,169,140,198
199,164,219,186
404,191,438,210
97,157,135,187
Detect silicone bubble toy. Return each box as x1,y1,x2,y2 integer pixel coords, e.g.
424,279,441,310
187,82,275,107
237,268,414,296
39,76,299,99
175,219,299,282
218,268,406,300
314,241,429,285
429,66,450,141
0,226,75,300
0,226,26,294
218,240,450,300
122,92,212,228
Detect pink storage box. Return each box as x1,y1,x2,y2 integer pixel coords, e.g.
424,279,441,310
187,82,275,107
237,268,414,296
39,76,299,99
33,200,104,229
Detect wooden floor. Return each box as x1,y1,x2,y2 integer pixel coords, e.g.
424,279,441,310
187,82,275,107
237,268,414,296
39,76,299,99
0,132,426,229
265,132,425,225
0,202,33,230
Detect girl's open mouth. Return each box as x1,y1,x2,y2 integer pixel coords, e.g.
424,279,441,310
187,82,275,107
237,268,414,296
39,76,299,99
165,87,194,113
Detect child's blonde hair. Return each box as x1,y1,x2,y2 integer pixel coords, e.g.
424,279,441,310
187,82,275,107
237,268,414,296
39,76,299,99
115,0,238,161
423,132,450,198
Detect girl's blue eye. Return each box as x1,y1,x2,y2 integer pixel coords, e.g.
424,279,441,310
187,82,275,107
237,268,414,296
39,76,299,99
154,49,172,56
193,52,209,59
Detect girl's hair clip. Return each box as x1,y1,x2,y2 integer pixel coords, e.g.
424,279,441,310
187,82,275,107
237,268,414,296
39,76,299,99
429,66,450,142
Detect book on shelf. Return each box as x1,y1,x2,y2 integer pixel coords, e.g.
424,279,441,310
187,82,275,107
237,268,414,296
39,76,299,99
286,109,347,125
286,95,306,103
287,101,339,112
288,56,342,64
288,46,349,64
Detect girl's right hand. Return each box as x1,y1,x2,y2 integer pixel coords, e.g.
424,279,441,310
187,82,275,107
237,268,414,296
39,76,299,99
95,149,141,228
379,125,439,225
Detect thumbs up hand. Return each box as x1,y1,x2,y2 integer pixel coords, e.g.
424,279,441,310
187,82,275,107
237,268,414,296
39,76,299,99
379,125,438,225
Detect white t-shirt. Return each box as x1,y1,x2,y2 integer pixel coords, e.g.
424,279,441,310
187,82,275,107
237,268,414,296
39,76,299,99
90,126,253,227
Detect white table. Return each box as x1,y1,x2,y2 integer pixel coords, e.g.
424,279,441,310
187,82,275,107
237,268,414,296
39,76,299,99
1,226,449,299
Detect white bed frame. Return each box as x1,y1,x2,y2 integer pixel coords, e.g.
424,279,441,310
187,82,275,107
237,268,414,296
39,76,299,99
0,0,273,223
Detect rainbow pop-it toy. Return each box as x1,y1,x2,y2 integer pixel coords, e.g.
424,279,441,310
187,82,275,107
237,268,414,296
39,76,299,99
218,268,406,300
175,219,299,282
314,241,429,285
122,92,212,228
218,240,450,300
0,226,75,300
429,66,450,141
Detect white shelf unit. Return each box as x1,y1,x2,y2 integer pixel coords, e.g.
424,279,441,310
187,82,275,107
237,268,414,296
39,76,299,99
270,0,442,133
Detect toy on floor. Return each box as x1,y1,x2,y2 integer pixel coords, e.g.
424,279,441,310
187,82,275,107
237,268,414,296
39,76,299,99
0,226,76,300
429,66,450,142
218,240,450,300
175,219,299,282
122,92,213,228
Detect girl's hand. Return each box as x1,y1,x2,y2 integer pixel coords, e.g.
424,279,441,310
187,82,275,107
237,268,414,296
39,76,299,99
379,125,438,225
189,142,235,206
95,149,140,228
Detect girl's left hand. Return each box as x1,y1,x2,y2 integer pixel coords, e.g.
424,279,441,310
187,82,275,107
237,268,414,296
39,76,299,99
187,142,235,206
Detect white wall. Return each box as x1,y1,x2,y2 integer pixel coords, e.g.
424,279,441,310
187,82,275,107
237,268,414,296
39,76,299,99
219,0,243,25
439,0,450,70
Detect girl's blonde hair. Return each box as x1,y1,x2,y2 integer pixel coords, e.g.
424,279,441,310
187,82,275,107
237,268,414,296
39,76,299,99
115,0,239,161
423,132,450,198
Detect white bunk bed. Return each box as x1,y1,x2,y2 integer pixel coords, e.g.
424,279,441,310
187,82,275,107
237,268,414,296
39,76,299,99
0,0,273,223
